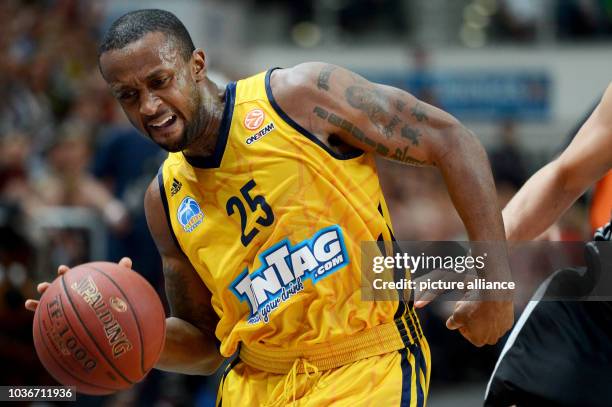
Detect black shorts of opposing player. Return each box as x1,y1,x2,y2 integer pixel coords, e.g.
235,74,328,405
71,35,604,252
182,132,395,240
485,222,612,407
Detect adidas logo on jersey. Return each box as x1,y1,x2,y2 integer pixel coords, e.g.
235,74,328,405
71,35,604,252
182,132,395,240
230,225,349,324
245,122,275,145
170,178,182,196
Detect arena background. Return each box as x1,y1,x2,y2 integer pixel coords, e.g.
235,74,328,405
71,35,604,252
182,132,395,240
1,0,611,405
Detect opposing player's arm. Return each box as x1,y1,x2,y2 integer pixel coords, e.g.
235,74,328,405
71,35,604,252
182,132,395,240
503,84,612,243
144,179,224,375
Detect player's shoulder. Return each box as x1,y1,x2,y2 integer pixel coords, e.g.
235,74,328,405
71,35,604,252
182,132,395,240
274,62,331,85
266,63,326,113
269,62,354,110
271,62,349,93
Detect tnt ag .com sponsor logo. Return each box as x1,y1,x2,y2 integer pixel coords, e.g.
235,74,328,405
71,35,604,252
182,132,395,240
230,225,349,324
245,122,275,145
177,196,204,233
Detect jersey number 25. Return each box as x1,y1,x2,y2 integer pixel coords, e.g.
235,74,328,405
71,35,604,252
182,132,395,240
226,179,275,247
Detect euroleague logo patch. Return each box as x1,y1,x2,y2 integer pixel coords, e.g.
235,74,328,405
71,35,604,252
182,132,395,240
177,196,204,233
244,109,265,130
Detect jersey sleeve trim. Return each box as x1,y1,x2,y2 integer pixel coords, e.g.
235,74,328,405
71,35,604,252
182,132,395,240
156,165,184,253
265,68,363,161
184,81,237,169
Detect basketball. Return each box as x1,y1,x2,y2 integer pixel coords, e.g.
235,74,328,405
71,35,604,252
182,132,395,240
32,262,166,395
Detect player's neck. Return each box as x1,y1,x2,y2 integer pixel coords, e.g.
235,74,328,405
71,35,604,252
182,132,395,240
183,79,225,158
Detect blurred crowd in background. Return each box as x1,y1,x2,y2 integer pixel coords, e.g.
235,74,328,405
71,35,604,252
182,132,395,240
250,0,612,49
0,0,609,406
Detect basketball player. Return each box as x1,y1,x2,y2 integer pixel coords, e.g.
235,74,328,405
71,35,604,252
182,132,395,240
26,9,514,406
485,84,612,406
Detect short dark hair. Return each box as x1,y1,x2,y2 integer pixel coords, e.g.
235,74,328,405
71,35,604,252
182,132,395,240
98,9,195,61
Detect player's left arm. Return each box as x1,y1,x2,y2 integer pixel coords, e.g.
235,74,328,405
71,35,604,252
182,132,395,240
272,63,513,346
275,63,505,243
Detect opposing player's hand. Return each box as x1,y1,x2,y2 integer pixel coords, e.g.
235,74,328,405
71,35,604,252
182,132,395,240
446,297,514,347
24,257,133,312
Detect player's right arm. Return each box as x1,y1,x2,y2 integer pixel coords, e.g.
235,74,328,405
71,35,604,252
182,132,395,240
503,83,612,243
144,178,225,375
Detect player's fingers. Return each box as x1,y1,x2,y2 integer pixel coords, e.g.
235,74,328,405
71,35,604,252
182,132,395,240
413,290,438,306
487,327,507,346
413,283,446,306
487,337,499,346
57,265,70,275
119,257,133,270
414,299,431,308
446,315,463,330
37,282,50,294
458,327,486,347
24,299,39,312
470,338,486,347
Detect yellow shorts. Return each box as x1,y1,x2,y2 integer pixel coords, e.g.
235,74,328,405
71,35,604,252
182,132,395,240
217,337,431,406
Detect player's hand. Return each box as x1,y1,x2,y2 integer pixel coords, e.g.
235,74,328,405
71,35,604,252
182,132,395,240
446,297,514,347
413,270,476,308
24,257,133,312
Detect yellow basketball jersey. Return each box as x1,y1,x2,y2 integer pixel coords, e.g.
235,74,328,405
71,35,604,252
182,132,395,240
158,69,403,357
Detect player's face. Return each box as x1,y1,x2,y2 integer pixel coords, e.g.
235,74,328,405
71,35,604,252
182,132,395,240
99,32,203,152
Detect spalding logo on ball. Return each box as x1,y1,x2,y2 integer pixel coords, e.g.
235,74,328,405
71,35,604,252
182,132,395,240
33,262,166,395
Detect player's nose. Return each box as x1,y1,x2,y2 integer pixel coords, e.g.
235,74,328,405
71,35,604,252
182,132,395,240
139,90,161,116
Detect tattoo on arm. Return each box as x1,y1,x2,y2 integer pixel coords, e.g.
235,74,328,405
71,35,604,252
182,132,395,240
383,115,401,139
313,106,329,119
411,102,428,122
312,106,428,166
315,78,432,166
395,99,406,112
392,146,427,166
400,125,422,146
345,85,387,124
345,85,407,140
313,106,381,151
376,144,390,155
317,65,337,91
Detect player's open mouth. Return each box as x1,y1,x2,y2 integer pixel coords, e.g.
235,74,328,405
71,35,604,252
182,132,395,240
148,114,177,130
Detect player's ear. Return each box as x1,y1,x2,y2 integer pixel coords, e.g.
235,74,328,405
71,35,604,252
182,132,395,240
192,49,206,81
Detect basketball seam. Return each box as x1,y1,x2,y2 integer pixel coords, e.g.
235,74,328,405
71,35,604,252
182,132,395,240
89,265,148,376
37,297,118,392
61,274,135,385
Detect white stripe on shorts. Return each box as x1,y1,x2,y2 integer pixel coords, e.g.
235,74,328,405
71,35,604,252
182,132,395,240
483,269,562,400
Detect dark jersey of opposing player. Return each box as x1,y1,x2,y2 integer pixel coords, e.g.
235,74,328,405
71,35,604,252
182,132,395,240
485,218,612,407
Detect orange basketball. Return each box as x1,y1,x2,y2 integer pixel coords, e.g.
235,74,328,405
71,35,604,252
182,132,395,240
32,262,166,395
